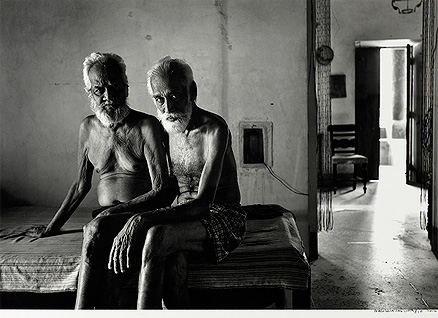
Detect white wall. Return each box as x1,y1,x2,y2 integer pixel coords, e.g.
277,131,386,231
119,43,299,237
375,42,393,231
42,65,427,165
1,0,221,206
227,1,309,210
330,0,422,124
432,2,438,256
1,0,311,248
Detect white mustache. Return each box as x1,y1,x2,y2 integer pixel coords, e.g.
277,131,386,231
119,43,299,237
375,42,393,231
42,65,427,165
101,102,116,109
165,113,185,121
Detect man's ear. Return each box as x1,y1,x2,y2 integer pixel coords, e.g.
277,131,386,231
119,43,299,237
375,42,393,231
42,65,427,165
124,85,129,98
189,81,197,101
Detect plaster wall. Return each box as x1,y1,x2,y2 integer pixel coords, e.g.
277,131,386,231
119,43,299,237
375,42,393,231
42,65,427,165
1,0,310,247
226,1,309,210
433,2,438,256
330,0,422,124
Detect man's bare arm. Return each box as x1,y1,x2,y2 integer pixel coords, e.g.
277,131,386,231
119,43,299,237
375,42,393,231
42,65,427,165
43,120,94,236
142,117,228,222
96,118,176,217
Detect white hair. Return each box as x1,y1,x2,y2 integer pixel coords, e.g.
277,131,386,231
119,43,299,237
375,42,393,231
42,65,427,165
82,52,128,92
146,56,194,96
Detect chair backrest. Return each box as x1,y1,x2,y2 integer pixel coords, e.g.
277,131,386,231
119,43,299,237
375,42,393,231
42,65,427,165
328,124,360,156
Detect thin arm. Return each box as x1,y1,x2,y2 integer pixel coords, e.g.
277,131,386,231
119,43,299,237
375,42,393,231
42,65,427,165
44,120,94,235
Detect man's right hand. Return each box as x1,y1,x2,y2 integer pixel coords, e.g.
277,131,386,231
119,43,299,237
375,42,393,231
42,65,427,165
26,225,51,238
108,214,145,274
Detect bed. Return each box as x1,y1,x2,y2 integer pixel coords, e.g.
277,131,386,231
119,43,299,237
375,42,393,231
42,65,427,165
0,204,310,308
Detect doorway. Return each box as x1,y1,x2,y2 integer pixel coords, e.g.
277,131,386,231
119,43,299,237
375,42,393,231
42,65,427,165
354,40,422,184
379,47,408,180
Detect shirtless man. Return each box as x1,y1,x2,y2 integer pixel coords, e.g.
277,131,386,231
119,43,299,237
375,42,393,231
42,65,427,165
77,56,246,309
38,53,170,243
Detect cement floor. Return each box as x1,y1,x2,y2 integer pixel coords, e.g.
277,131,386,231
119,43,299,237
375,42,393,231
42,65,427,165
311,166,438,310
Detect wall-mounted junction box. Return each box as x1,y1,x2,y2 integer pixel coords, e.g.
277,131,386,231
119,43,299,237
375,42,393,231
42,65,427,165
239,121,273,168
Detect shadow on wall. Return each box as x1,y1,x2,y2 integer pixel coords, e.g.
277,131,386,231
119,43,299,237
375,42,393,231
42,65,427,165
1,189,31,208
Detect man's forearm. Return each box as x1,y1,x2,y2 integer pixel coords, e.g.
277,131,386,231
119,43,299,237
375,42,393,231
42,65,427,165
46,182,89,233
109,184,178,214
136,199,209,225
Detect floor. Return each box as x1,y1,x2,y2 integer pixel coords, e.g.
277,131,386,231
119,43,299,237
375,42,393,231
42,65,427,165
311,165,438,310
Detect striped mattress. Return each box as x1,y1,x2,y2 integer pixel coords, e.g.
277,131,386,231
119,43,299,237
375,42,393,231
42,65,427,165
0,205,310,293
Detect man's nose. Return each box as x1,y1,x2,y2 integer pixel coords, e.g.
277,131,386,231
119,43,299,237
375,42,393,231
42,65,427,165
102,88,114,102
164,99,176,113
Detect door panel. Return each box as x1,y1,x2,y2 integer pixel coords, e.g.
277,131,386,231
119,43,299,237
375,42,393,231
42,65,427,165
406,43,423,186
355,47,380,180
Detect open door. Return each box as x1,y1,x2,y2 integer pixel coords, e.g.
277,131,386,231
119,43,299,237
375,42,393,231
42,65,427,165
355,47,380,181
406,43,423,186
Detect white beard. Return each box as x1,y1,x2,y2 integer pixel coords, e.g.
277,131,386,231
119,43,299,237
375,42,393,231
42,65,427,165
157,104,192,134
90,99,130,128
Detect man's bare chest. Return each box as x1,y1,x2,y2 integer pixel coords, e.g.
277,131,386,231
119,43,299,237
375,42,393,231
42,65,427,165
87,129,146,173
169,134,206,178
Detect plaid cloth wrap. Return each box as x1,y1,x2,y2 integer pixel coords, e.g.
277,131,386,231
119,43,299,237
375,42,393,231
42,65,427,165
200,203,246,264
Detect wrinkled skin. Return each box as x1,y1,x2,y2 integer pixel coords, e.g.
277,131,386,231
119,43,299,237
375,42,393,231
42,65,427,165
108,213,143,273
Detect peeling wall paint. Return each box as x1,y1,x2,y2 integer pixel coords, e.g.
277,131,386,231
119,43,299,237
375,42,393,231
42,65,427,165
215,0,232,50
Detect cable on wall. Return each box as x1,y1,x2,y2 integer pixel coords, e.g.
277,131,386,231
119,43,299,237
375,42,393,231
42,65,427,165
264,163,309,196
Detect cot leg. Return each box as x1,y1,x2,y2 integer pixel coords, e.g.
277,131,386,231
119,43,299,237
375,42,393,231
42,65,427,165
292,278,311,309
274,289,285,309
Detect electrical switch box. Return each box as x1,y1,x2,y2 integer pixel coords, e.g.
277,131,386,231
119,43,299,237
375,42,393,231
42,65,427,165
243,128,264,164
239,121,273,168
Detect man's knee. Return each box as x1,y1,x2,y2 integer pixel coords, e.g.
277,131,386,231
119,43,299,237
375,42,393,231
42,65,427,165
141,224,174,264
82,216,117,260
83,217,107,242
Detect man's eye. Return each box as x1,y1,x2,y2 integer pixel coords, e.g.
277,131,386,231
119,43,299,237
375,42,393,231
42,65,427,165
93,87,104,96
154,97,164,105
170,94,181,101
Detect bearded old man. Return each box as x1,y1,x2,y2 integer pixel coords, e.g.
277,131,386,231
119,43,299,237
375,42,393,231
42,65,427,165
37,53,171,238
75,56,246,309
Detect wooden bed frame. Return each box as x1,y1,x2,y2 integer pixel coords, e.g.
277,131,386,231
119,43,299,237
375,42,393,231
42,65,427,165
0,205,311,309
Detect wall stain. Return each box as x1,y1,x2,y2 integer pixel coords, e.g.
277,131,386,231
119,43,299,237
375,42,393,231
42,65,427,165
214,0,232,50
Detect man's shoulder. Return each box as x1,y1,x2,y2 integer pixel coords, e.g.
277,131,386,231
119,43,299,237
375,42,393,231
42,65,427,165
198,107,228,131
129,109,158,123
127,109,164,142
128,109,161,132
80,114,98,129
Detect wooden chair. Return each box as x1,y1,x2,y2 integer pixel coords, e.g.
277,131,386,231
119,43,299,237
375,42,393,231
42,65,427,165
328,124,368,194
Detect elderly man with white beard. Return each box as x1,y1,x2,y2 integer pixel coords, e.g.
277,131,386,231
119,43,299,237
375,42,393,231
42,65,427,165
33,52,175,308
98,56,247,309
38,52,171,238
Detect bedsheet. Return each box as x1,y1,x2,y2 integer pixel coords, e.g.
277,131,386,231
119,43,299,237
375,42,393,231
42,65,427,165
0,205,310,293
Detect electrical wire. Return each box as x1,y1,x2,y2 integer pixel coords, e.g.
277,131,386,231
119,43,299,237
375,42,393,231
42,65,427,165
263,163,309,196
